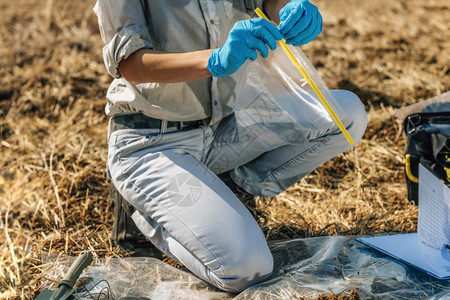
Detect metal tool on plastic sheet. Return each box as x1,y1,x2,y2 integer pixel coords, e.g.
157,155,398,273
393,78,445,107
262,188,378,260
36,251,93,300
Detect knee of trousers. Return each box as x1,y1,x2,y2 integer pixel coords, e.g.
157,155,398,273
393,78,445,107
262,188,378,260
211,244,274,293
336,90,368,148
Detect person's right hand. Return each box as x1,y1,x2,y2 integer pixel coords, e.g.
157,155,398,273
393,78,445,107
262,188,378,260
207,18,282,77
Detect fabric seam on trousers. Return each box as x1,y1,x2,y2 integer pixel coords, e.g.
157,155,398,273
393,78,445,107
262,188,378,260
260,120,355,184
234,134,331,192
265,135,332,182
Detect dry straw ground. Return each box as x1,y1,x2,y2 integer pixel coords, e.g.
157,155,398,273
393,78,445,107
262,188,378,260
0,0,449,299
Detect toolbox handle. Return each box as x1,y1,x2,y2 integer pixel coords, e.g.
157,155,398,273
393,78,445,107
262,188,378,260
404,154,419,184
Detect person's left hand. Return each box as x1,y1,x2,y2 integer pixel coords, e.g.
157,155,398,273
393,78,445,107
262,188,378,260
278,0,323,46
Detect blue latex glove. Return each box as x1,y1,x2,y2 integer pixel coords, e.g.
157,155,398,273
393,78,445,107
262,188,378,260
278,0,323,46
207,18,282,77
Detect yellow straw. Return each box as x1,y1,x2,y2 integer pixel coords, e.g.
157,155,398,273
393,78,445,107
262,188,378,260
255,8,354,145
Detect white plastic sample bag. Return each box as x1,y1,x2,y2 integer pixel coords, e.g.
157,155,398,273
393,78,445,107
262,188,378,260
232,42,349,153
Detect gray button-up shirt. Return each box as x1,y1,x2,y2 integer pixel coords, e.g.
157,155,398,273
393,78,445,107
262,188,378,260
94,0,264,123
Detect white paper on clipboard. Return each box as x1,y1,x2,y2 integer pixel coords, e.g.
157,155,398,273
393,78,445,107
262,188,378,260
417,163,450,276
357,164,450,279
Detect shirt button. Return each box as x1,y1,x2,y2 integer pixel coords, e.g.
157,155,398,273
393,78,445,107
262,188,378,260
210,19,215,24
214,100,218,106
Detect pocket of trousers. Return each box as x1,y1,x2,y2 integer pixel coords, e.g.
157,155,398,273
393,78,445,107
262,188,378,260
116,133,162,175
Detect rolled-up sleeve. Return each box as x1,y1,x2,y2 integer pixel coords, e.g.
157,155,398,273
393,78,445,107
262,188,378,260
94,0,153,78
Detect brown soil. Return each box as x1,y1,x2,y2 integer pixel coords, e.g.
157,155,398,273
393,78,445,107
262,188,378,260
0,0,448,299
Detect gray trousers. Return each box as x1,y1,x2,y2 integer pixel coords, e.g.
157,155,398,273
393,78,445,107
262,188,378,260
107,90,367,292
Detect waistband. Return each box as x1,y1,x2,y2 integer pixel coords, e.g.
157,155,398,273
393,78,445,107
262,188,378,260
110,113,204,133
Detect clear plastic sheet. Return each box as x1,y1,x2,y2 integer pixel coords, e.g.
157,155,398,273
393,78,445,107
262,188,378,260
232,43,350,152
395,91,450,120
40,236,450,299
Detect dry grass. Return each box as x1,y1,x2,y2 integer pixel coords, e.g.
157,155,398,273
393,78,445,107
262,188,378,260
0,0,449,299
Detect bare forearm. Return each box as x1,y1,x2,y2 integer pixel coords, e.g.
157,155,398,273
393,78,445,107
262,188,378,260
263,0,290,23
118,48,213,84
119,1,293,85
